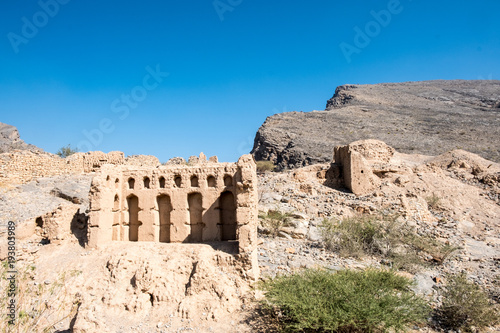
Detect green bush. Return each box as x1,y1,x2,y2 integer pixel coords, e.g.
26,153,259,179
437,273,499,331
259,210,292,237
260,268,430,332
256,160,276,173
56,144,79,158
319,213,458,271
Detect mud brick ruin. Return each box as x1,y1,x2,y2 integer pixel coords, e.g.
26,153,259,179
87,153,259,278
326,140,395,196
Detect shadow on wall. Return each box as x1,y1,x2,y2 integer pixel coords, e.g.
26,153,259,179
195,189,239,255
71,211,88,247
127,194,140,242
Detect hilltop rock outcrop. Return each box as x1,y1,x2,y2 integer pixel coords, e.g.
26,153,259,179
0,122,42,153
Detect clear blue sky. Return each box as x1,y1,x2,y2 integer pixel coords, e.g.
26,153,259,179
0,0,499,162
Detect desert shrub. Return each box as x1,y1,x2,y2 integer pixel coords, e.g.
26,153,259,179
256,160,276,173
436,273,499,331
402,231,458,265
319,213,459,271
0,262,81,332
56,144,79,158
260,268,430,332
319,214,390,258
425,193,441,210
259,210,292,237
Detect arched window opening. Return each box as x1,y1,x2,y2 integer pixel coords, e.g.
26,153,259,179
191,175,199,187
224,175,233,187
159,176,166,188
128,178,135,189
144,177,151,189
207,175,216,188
174,175,182,188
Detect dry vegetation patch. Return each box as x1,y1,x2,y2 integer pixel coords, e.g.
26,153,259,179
319,213,459,271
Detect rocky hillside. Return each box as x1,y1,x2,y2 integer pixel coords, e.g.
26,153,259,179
0,122,41,153
252,80,500,170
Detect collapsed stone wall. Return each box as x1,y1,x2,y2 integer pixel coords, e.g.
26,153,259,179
34,203,85,243
88,154,259,279
0,151,84,184
81,151,125,172
124,155,160,168
0,150,161,184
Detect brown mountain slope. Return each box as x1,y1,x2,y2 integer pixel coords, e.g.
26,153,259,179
251,80,500,170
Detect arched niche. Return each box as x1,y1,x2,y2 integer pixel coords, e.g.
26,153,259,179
157,194,172,243
188,192,203,242
219,191,237,241
127,194,140,241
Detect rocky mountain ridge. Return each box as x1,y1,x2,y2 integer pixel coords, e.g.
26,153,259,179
252,80,500,170
0,122,42,153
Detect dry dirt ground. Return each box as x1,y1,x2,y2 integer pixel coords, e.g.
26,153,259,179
3,241,256,333
1,144,500,332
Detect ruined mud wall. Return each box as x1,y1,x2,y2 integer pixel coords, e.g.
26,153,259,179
124,155,160,168
0,150,162,185
81,151,125,172
88,154,259,279
327,140,395,195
